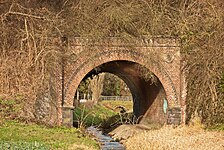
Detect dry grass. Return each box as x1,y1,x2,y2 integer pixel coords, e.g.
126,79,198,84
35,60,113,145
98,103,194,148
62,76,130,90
124,126,224,150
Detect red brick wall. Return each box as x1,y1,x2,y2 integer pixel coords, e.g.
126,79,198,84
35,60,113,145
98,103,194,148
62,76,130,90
59,37,186,126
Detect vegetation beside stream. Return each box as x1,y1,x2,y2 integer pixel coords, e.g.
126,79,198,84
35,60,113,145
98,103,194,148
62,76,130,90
73,100,133,128
72,101,224,150
0,120,98,150
0,100,133,150
1,100,223,150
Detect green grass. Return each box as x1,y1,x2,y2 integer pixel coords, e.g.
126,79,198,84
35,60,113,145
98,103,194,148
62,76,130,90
73,104,117,127
0,120,98,150
73,100,134,130
207,124,224,131
0,100,133,149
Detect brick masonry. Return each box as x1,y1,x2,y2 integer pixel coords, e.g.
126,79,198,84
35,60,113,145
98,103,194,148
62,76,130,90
57,37,186,126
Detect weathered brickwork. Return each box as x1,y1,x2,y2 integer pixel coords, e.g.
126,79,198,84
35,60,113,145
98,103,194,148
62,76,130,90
56,37,186,126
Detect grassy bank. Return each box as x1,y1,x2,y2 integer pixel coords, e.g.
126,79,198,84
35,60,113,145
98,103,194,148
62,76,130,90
73,100,133,128
73,103,116,128
0,120,98,150
1,100,223,150
0,100,132,149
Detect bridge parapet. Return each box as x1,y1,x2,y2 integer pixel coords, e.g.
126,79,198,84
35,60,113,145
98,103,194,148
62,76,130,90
68,36,180,48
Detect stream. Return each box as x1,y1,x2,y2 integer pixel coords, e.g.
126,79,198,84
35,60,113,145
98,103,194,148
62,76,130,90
86,126,126,150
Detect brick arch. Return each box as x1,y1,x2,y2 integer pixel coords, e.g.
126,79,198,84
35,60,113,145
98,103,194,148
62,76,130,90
64,49,179,108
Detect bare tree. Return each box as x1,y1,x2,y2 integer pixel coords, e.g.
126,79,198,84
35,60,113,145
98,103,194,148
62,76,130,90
89,73,105,105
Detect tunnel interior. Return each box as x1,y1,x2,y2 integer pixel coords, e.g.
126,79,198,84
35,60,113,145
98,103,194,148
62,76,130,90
77,60,168,125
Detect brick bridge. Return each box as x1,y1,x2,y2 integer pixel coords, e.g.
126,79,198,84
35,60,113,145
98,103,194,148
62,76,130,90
56,37,186,127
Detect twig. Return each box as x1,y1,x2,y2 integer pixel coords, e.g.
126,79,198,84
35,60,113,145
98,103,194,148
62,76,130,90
7,11,45,20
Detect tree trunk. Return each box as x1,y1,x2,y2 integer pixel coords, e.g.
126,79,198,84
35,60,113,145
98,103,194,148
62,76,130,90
90,73,105,105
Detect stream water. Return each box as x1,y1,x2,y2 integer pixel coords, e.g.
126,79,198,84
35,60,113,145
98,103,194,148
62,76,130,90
86,126,126,150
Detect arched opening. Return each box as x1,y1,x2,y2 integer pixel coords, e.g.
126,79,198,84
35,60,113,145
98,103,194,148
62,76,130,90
75,73,132,102
73,60,168,126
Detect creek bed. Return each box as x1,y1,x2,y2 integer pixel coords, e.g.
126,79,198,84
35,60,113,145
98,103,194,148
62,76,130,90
86,126,125,150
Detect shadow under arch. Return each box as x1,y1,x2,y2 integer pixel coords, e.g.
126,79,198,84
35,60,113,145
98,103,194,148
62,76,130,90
74,60,168,125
